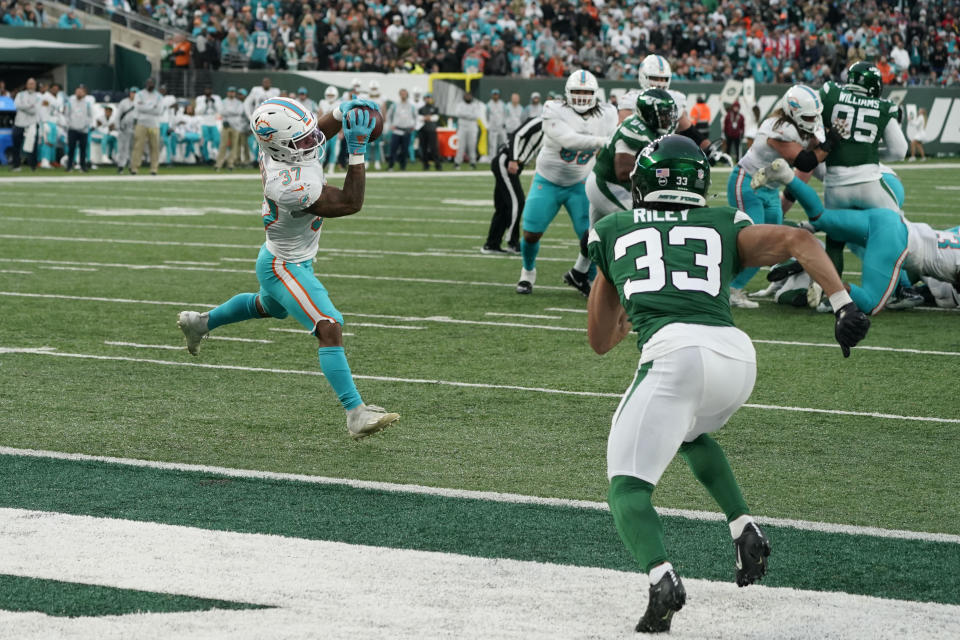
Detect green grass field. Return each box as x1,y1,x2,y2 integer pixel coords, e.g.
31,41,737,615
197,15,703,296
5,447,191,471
0,164,958,637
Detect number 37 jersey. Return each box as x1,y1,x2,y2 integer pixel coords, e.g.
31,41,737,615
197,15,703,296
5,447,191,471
259,154,325,264
588,206,753,353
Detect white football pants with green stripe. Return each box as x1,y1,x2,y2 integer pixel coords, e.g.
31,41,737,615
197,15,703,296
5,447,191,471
585,172,631,229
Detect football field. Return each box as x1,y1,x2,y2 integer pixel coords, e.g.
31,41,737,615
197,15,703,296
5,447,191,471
0,165,958,638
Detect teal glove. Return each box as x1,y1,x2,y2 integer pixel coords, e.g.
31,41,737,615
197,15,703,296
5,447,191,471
339,98,380,115
344,108,374,156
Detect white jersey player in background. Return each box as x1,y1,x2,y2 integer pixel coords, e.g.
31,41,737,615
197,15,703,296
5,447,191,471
625,55,729,165
177,96,399,439
727,85,831,308
516,69,618,295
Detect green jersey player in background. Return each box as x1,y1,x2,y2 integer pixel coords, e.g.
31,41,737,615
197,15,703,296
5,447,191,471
586,136,870,633
819,62,907,211
814,62,912,309
564,89,678,297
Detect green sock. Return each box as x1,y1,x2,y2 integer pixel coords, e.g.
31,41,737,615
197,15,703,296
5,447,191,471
679,434,750,522
608,475,668,573
826,237,845,277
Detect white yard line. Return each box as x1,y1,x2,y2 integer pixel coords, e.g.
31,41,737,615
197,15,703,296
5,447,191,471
0,215,488,240
0,451,956,545
0,259,574,290
4,290,959,351
753,339,960,357
38,265,98,272
208,336,273,344
104,341,184,351
545,307,588,314
485,312,563,320
2,508,957,640
0,270,33,275
269,328,354,336
1,346,957,425
349,322,424,330
163,260,222,266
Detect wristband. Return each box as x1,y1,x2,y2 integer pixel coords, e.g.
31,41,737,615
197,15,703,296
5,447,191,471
332,105,343,121
348,154,365,165
829,289,854,311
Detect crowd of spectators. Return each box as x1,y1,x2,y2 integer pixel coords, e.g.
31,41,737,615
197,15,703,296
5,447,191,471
4,1,960,87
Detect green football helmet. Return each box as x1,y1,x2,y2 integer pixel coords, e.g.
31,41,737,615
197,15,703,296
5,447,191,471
631,134,710,208
635,88,679,136
846,62,882,98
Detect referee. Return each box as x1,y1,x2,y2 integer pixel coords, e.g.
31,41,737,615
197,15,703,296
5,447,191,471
482,116,543,254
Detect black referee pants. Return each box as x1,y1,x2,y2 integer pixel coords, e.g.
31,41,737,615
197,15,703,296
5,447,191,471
485,151,524,249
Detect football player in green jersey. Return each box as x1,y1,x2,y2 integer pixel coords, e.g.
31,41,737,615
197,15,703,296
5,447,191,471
564,89,678,297
819,62,907,212
586,135,870,633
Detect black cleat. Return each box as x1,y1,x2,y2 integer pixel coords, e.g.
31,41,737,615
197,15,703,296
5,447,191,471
767,259,803,282
516,280,533,294
505,242,521,255
734,522,771,587
885,286,924,310
563,269,591,297
481,245,508,255
636,569,686,633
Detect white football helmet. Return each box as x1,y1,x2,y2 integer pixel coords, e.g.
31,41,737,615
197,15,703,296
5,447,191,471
565,69,599,113
250,97,325,164
368,80,380,97
350,77,362,92
324,85,338,100
638,55,672,90
781,84,823,134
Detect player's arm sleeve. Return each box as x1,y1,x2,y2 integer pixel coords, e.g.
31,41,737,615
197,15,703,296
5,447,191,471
543,117,606,150
731,211,754,274
881,117,908,162
586,225,612,282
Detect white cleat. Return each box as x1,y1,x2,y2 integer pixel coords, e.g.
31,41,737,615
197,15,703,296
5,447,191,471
749,280,785,298
177,311,209,355
729,287,759,309
346,404,400,440
806,282,823,310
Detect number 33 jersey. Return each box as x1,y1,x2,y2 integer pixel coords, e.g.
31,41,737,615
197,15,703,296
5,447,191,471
588,206,753,354
259,153,325,263
535,100,618,187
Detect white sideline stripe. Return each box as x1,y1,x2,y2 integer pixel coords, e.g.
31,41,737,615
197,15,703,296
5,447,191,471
545,307,588,314
1,346,957,425
4,510,959,640
0,447,957,545
105,341,183,351
0,269,32,274
485,312,563,320
753,339,960,357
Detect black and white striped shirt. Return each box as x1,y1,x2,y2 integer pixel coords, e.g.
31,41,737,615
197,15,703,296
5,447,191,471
505,116,543,166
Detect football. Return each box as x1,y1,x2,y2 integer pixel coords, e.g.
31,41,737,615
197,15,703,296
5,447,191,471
350,105,384,142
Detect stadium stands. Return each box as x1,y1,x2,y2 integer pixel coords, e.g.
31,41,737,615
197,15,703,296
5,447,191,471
2,1,958,84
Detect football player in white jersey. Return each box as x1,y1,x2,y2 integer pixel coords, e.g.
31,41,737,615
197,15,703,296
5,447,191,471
516,69,618,295
177,96,399,440
624,55,730,165
726,85,832,308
